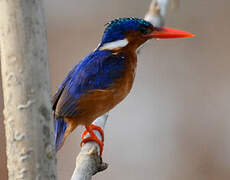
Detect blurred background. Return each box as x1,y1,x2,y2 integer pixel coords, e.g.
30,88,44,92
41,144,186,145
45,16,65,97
1,0,230,179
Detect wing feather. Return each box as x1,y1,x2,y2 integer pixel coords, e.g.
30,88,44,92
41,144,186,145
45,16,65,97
52,50,126,118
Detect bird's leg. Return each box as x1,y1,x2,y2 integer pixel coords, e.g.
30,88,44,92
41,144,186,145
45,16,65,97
80,124,104,156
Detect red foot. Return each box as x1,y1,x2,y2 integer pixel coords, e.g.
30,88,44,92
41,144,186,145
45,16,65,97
80,124,104,156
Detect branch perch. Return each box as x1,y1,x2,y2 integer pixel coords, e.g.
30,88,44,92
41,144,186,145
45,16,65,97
71,113,109,180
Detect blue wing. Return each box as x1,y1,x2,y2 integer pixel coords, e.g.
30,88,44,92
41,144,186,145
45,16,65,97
52,50,126,150
52,50,126,118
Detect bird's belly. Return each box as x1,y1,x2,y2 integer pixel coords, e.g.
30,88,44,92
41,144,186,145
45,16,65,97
72,71,135,125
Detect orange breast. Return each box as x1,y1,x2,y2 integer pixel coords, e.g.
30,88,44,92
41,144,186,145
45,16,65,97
67,49,137,127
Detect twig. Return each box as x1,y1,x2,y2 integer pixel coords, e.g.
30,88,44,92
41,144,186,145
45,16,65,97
137,0,170,54
144,0,180,26
144,0,167,27
71,113,109,180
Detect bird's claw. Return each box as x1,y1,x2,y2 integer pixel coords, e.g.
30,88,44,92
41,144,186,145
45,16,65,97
80,124,104,156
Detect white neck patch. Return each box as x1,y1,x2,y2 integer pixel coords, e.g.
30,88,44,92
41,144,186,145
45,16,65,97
99,39,129,51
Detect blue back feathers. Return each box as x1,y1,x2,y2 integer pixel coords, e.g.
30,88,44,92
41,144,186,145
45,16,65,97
69,50,125,96
100,17,152,46
53,50,126,118
54,116,67,151
53,50,126,150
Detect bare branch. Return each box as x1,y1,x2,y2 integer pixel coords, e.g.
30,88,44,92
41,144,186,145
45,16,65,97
144,0,166,27
71,113,109,180
144,0,180,26
137,0,170,54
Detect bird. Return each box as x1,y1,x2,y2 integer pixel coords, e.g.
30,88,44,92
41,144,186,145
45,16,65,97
52,17,194,156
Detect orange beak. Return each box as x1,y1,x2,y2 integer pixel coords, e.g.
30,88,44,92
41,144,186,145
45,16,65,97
146,27,194,39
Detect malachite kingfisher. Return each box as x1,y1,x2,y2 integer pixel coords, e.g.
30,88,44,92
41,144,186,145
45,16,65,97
52,17,194,156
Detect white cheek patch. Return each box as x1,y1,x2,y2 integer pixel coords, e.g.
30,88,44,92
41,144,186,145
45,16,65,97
99,39,129,51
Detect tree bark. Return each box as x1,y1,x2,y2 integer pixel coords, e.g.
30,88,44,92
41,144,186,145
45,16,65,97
0,0,57,179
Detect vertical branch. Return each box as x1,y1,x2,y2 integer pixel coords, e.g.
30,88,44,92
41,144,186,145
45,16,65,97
137,0,170,54
144,0,167,27
144,0,180,26
0,0,57,179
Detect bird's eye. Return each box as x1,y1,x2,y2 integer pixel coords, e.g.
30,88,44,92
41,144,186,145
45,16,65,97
140,26,152,35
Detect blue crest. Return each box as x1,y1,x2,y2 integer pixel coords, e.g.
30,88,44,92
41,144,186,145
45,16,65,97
100,17,152,46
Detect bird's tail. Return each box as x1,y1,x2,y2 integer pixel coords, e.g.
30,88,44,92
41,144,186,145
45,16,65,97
54,116,67,151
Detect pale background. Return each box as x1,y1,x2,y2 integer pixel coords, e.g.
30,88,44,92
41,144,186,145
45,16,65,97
1,0,230,179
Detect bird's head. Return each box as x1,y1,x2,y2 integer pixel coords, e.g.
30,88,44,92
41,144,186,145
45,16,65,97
98,17,194,51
